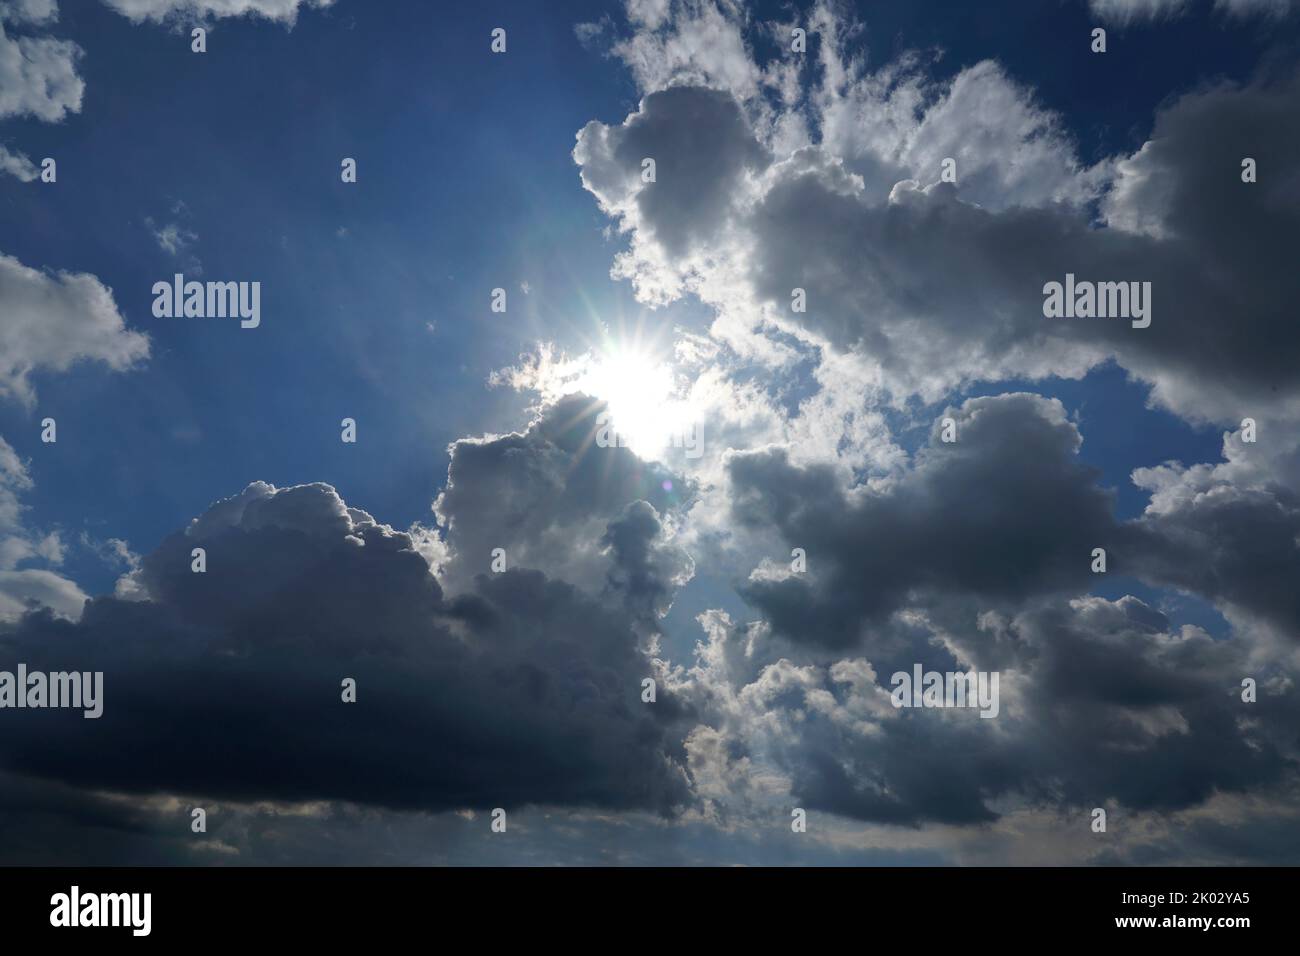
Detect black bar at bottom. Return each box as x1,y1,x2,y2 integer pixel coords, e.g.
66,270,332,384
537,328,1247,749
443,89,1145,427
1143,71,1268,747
0,866,1279,941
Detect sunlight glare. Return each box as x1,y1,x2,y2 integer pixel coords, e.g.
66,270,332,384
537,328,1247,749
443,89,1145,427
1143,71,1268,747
580,345,691,461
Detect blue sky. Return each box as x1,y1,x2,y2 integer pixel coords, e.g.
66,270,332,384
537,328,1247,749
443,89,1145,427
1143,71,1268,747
1,0,689,593
2,0,1299,866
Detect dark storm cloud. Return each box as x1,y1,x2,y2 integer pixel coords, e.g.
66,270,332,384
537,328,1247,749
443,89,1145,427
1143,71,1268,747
0,479,693,816
0,772,196,866
1107,808,1300,866
601,499,695,619
1131,481,1300,635
1006,597,1288,812
0,770,952,866
746,66,1300,413
726,390,1300,646
787,715,1019,825
693,591,1297,828
728,393,1117,647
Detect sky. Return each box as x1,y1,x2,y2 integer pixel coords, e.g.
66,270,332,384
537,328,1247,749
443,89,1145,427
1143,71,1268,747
0,0,1298,865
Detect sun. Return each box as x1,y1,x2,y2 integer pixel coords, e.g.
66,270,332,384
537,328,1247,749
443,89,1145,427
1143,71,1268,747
507,303,701,463
577,344,693,461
